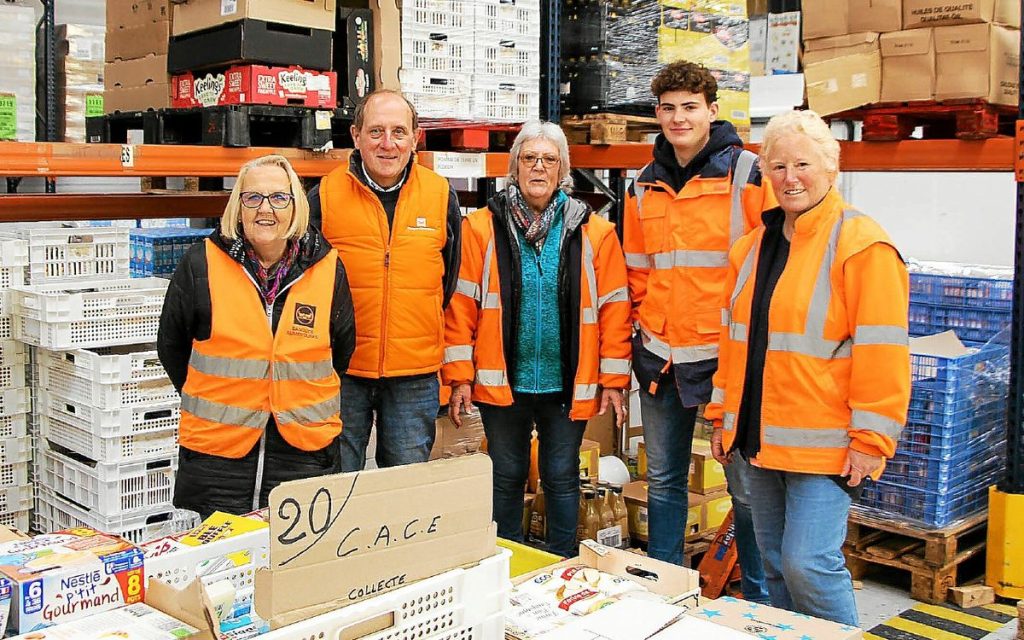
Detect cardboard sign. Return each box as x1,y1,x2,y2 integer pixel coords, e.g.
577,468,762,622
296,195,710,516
254,455,496,628
688,596,863,639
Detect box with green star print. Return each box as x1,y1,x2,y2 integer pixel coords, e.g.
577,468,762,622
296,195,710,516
687,596,863,639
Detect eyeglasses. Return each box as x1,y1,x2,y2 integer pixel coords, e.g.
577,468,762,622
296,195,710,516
519,153,561,168
240,191,294,210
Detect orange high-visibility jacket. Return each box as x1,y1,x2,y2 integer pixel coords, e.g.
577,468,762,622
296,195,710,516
705,189,911,475
442,197,632,420
179,239,343,458
623,149,776,365
320,161,450,378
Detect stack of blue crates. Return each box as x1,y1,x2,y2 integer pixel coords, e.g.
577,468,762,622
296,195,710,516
858,271,1011,528
130,227,214,277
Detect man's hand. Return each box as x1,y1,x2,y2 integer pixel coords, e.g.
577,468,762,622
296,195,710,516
599,388,626,428
841,448,884,487
710,428,730,465
448,383,474,428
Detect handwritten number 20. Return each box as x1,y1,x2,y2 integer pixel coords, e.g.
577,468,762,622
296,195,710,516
277,488,334,546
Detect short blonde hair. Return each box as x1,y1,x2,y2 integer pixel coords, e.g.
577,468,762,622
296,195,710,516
220,155,309,241
508,120,574,191
760,110,840,173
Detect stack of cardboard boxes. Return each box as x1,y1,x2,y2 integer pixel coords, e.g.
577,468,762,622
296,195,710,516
802,0,1020,114
57,25,105,142
105,0,173,113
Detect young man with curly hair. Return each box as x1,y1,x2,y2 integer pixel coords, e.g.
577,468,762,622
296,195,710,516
622,61,774,600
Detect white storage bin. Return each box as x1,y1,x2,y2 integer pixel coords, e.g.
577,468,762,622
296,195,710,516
0,224,130,283
401,70,473,120
402,22,475,74
0,387,29,417
0,236,28,296
0,509,30,533
40,410,178,463
36,344,178,409
36,488,199,544
0,483,32,514
0,362,26,389
39,389,179,436
0,413,28,439
0,461,29,488
0,339,26,366
475,0,540,38
0,436,30,465
261,550,511,640
472,76,540,122
41,444,176,515
404,0,473,30
0,316,11,341
11,277,167,349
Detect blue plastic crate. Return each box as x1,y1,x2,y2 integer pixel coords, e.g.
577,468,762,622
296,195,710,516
909,272,1012,311
910,342,1007,395
898,414,1005,459
908,390,1004,422
857,468,1000,527
880,450,1005,492
909,303,1010,344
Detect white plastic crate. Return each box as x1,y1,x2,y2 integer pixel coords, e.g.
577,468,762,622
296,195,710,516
0,387,29,416
40,389,179,435
0,461,29,488
35,488,199,543
0,339,25,366
0,483,32,513
401,70,473,119
402,23,475,74
0,362,26,389
145,526,269,593
0,236,28,296
475,0,540,38
0,316,10,340
471,76,539,122
41,444,176,515
0,436,30,465
1,224,130,283
261,550,511,640
40,410,178,463
0,509,30,533
404,0,473,30
36,344,178,409
11,277,167,349
473,34,539,78
0,413,28,438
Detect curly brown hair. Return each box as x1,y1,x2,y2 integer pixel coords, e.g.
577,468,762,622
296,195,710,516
650,61,718,105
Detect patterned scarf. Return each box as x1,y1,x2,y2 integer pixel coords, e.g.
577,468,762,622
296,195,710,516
231,236,301,306
508,183,562,251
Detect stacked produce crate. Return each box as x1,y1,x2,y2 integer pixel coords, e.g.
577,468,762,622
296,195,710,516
5,224,198,541
0,237,32,532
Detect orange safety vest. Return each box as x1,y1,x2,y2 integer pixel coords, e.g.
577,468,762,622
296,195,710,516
623,150,774,365
179,240,343,458
442,205,632,420
320,161,450,378
706,189,911,475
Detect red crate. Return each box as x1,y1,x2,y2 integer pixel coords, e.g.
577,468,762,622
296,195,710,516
171,64,338,109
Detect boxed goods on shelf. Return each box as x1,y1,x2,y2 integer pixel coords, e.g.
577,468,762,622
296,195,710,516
171,65,339,109
6,603,198,640
934,23,1019,106
171,0,338,36
0,4,36,141
803,32,882,116
57,24,105,143
130,227,214,277
105,0,171,112
167,19,334,74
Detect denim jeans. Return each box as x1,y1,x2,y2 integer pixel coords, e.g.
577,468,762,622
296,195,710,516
339,374,439,471
638,383,698,565
478,394,586,558
744,463,859,627
723,454,770,604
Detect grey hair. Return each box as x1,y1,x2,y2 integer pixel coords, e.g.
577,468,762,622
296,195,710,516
760,110,840,174
507,120,574,191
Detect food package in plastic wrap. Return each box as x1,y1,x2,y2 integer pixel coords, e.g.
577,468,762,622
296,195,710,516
0,3,36,141
57,24,105,143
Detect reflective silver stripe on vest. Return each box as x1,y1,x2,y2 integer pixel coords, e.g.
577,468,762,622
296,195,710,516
443,345,474,364
763,425,851,448
582,233,600,326
640,325,671,360
850,409,904,438
652,249,729,270
721,308,731,327
272,359,334,381
574,383,599,400
456,278,480,301
599,358,631,375
189,352,269,380
480,237,496,309
598,286,628,308
731,232,760,307
625,253,653,269
731,150,757,245
711,386,725,405
275,392,341,426
854,324,909,347
730,322,748,343
181,393,268,430
632,165,652,212
482,293,501,309
671,344,719,363
476,369,508,386
723,412,736,431
768,333,851,359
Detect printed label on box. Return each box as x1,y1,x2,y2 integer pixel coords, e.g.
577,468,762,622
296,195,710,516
85,95,104,118
0,94,16,141
221,0,238,16
431,152,487,179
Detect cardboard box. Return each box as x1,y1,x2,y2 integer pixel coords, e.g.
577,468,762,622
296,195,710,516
0,529,145,634
7,603,197,640
749,14,768,76
689,439,726,495
934,23,1019,105
904,0,998,28
994,0,1020,26
584,409,615,455
766,12,801,74
105,55,170,113
688,595,863,639
167,19,333,74
249,455,496,629
637,441,646,479
106,0,170,28
804,1,901,39
804,32,882,115
579,439,600,481
171,65,338,108
621,482,702,543
106,21,172,62
104,85,172,113
172,0,336,36
335,8,374,108
369,0,400,90
701,492,732,532
431,413,485,461
881,28,935,102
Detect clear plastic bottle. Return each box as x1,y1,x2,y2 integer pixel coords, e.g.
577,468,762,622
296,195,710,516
529,490,546,542
612,485,631,549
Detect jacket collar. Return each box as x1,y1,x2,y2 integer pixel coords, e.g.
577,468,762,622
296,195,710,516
487,189,591,240
347,150,416,192
211,224,333,275
791,187,846,236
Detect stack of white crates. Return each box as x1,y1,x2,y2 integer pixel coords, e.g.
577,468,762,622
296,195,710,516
0,3,37,141
0,237,32,532
400,0,540,123
5,224,198,542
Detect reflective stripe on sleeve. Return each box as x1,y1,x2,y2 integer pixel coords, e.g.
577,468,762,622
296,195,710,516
443,345,474,364
853,324,909,347
599,358,631,375
762,425,851,448
850,409,904,438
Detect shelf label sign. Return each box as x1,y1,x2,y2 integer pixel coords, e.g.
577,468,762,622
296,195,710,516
121,145,135,168
85,94,104,118
0,94,17,141
431,152,487,179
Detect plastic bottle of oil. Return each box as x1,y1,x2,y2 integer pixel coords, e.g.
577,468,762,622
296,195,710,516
595,487,622,548
583,489,601,542
612,485,630,549
529,490,546,542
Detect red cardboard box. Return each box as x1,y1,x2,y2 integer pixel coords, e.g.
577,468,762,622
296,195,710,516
171,65,338,109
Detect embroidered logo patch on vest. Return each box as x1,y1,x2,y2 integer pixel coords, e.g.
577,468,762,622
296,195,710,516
294,304,316,328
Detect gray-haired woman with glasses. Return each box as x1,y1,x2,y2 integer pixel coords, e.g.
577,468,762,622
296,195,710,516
157,154,356,518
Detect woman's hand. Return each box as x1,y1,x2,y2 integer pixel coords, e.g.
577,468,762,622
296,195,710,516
599,389,626,428
448,383,474,428
841,448,884,487
710,429,730,465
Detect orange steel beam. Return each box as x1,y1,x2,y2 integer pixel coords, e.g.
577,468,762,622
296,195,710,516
0,193,229,222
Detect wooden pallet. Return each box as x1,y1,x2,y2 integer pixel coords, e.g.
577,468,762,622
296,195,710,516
561,113,661,145
831,99,1016,141
843,509,988,604
417,121,522,152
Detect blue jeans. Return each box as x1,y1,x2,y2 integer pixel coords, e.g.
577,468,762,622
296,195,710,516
724,454,770,604
339,374,439,471
744,463,858,627
478,394,586,559
638,383,698,565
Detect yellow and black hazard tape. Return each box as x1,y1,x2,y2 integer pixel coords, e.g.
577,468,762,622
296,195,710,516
865,602,1017,640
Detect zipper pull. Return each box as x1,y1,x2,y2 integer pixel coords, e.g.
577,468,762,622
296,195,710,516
384,251,390,268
